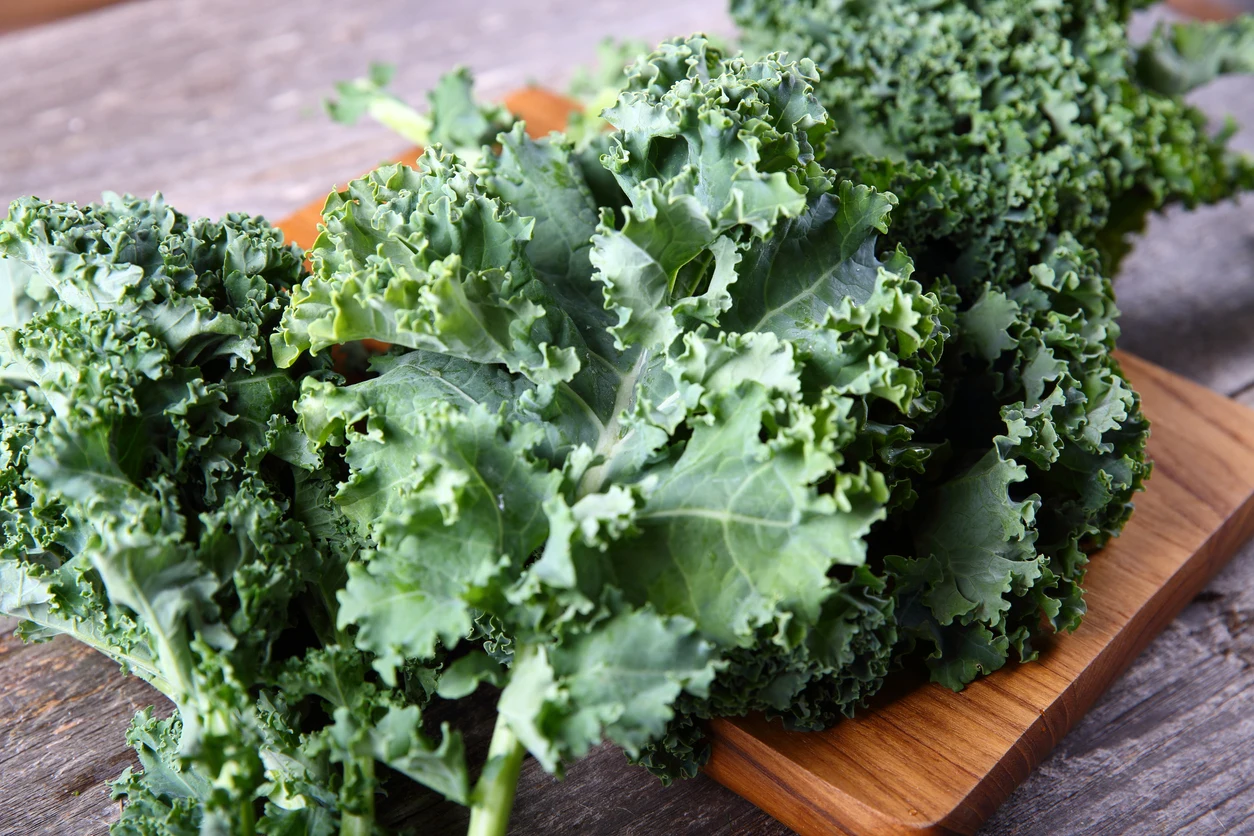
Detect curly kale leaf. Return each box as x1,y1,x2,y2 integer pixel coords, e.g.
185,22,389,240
281,37,953,808
1137,15,1254,96
273,154,580,386
0,195,454,834
733,0,1254,285
891,237,1149,690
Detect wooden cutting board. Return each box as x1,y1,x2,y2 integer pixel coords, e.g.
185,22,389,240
276,88,1254,836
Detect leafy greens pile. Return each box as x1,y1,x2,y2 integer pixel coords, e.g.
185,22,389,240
731,0,1254,287
0,196,469,835
1,26,1156,836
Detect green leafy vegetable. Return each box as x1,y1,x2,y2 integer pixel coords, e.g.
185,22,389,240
281,33,1146,817
326,62,516,151
1138,13,1254,95
731,0,1254,285
4,17,1160,836
0,194,462,835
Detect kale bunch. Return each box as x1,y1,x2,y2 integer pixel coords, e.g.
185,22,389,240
0,22,1158,835
732,0,1254,287
281,35,1147,797
0,196,468,835
281,36,927,813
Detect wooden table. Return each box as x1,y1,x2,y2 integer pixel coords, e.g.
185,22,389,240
3,2,1254,834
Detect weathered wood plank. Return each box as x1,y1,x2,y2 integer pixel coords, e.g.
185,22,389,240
0,0,734,223
0,621,170,835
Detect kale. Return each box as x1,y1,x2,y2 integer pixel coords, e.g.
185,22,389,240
0,195,465,835
0,12,1174,831
732,0,1254,287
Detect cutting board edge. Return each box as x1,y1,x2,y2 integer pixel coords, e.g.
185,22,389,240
705,716,942,836
947,467,1254,833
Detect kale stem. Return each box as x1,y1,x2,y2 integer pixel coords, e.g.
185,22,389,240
239,798,256,836
342,811,373,836
342,755,376,836
466,714,525,836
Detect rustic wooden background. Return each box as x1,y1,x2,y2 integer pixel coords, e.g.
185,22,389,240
2,1,1254,834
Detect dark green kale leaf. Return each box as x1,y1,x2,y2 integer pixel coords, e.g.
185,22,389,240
278,37,953,811
0,194,455,835
890,236,1149,689
732,0,1254,287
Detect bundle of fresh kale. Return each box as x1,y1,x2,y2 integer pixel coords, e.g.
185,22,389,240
731,0,1254,287
0,20,1165,836
0,196,469,835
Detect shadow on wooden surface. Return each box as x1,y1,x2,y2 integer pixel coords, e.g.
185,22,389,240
0,0,133,34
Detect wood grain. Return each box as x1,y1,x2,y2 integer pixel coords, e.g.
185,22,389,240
0,0,735,224
0,622,171,834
